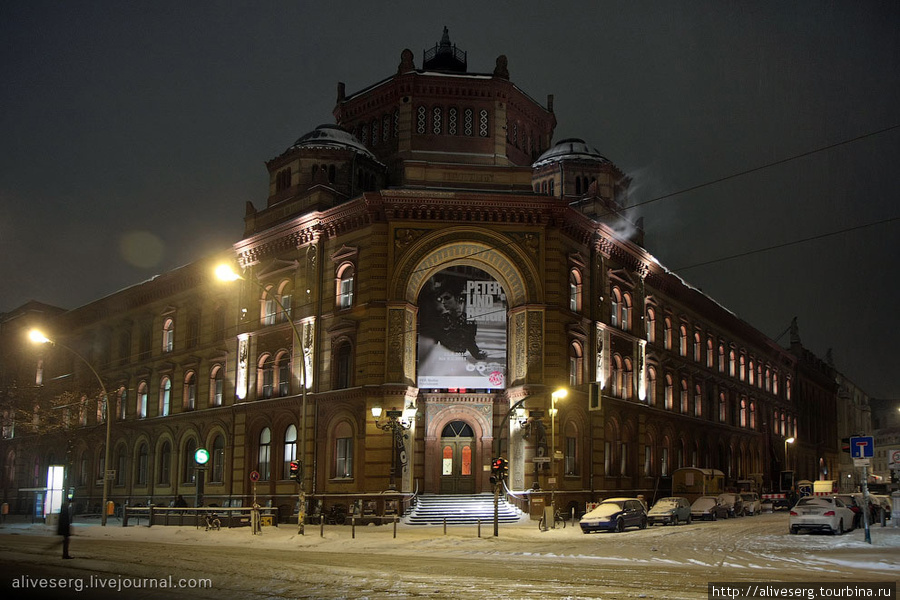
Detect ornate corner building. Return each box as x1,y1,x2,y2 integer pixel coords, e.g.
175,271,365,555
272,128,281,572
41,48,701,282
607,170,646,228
1,30,850,519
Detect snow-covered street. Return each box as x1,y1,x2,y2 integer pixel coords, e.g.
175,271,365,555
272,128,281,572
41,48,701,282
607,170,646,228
1,513,897,599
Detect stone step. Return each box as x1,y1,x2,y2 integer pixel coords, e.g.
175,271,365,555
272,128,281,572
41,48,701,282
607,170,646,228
403,494,528,525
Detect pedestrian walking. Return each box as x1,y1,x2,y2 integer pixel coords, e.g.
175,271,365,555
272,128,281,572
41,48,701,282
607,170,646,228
58,502,72,559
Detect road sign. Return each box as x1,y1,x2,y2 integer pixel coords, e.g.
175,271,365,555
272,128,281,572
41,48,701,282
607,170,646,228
853,458,871,468
532,457,550,463
249,470,260,482
849,436,874,459
890,449,900,465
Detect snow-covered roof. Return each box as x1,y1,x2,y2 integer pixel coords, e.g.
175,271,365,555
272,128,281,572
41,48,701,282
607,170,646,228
532,138,609,168
288,124,377,161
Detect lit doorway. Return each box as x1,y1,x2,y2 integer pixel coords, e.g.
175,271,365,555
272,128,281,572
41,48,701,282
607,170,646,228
439,421,475,494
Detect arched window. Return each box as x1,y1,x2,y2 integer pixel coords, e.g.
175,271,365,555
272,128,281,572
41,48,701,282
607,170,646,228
277,281,292,322
258,428,271,481
680,379,689,413
159,377,171,416
261,285,277,325
276,351,291,397
162,318,174,353
210,434,225,483
621,292,632,332
664,374,674,409
718,344,726,372
117,387,127,420
664,318,673,350
773,372,779,395
740,398,748,427
609,287,622,327
334,420,354,479
183,371,196,410
183,438,196,484
707,337,715,369
679,325,689,357
611,355,623,397
210,365,224,407
693,332,702,362
137,381,148,418
739,354,747,381
334,342,353,389
749,402,757,430
647,366,658,406
765,368,772,392
337,263,355,309
136,442,148,485
283,425,297,479
569,341,584,386
749,359,755,385
718,392,727,423
694,384,703,417
158,441,171,485
569,269,582,311
646,308,656,343
258,354,274,399
729,350,736,377
623,357,634,400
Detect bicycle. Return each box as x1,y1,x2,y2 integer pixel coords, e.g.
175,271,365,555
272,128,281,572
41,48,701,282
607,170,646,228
322,504,347,526
204,513,221,531
538,508,568,531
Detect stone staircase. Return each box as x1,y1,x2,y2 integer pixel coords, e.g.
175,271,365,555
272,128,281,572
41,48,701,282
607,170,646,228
403,493,528,526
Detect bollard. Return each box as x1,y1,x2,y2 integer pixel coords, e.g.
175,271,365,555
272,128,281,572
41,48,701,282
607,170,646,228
148,505,154,528
393,514,398,539
320,514,324,538
444,517,447,535
478,518,481,538
352,516,356,539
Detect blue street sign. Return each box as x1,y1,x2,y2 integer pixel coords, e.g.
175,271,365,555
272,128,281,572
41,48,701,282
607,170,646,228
849,436,874,459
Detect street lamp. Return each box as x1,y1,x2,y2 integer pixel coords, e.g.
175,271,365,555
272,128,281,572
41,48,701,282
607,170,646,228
784,436,795,472
371,405,415,491
549,388,567,527
216,263,310,534
29,329,113,526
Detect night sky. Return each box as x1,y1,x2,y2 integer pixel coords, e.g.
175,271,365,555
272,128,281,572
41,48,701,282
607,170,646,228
2,2,898,398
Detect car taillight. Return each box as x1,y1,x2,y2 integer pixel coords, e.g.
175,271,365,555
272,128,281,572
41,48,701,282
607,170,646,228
790,511,798,516
823,511,835,516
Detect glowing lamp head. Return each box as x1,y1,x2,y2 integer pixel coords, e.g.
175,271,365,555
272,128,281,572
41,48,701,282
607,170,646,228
215,264,241,282
29,329,51,344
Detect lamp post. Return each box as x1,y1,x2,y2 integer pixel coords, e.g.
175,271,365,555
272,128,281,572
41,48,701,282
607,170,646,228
29,329,113,526
784,436,795,472
549,388,567,527
371,406,415,491
216,264,309,534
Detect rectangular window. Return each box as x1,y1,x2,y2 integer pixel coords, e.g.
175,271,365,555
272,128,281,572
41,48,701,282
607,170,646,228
263,299,276,326
336,437,353,478
643,446,651,476
604,441,610,476
339,277,354,309
619,442,627,476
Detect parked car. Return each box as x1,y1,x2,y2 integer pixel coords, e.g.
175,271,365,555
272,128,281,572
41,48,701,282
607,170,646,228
835,494,863,529
739,492,761,516
691,496,729,521
647,497,692,526
580,498,648,533
789,496,855,535
716,493,744,517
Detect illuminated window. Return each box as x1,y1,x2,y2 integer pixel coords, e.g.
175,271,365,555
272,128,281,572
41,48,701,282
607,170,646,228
718,392,727,423
646,308,656,343
694,384,703,417
664,375,674,410
183,371,196,411
276,352,291,397
569,341,583,386
259,354,274,399
137,382,148,419
210,365,224,407
283,425,297,479
258,428,271,481
569,269,582,311
162,318,174,353
647,366,658,406
664,318,673,350
680,379,689,413
159,377,171,417
679,325,688,357
337,263,355,309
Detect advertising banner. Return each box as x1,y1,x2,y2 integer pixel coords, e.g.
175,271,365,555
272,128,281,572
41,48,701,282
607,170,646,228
417,266,507,389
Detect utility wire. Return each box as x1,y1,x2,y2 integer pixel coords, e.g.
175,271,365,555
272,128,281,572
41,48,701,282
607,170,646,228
625,124,900,211
673,214,900,272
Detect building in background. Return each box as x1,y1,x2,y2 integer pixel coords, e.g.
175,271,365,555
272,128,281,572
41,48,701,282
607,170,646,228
0,30,871,520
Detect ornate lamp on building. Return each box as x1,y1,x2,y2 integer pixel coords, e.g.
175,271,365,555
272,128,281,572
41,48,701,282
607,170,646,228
371,405,416,491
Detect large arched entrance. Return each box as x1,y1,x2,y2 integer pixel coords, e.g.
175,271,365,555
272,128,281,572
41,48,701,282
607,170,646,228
439,421,475,494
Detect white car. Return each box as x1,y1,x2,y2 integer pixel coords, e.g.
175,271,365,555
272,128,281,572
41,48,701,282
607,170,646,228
789,496,855,535
740,492,761,516
647,497,692,526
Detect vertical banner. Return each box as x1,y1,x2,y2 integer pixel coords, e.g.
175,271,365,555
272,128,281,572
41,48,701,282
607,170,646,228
417,267,507,389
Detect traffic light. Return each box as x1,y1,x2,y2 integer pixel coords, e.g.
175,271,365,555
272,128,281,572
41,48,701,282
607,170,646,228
289,460,302,482
490,457,503,485
499,457,509,481
841,437,851,454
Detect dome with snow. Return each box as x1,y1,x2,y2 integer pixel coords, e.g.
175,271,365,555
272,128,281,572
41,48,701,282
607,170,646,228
532,138,608,168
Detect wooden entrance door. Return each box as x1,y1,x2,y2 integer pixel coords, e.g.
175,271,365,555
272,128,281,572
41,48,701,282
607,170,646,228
439,421,475,494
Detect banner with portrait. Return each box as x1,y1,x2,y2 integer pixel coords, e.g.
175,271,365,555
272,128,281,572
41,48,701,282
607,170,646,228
417,266,507,389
